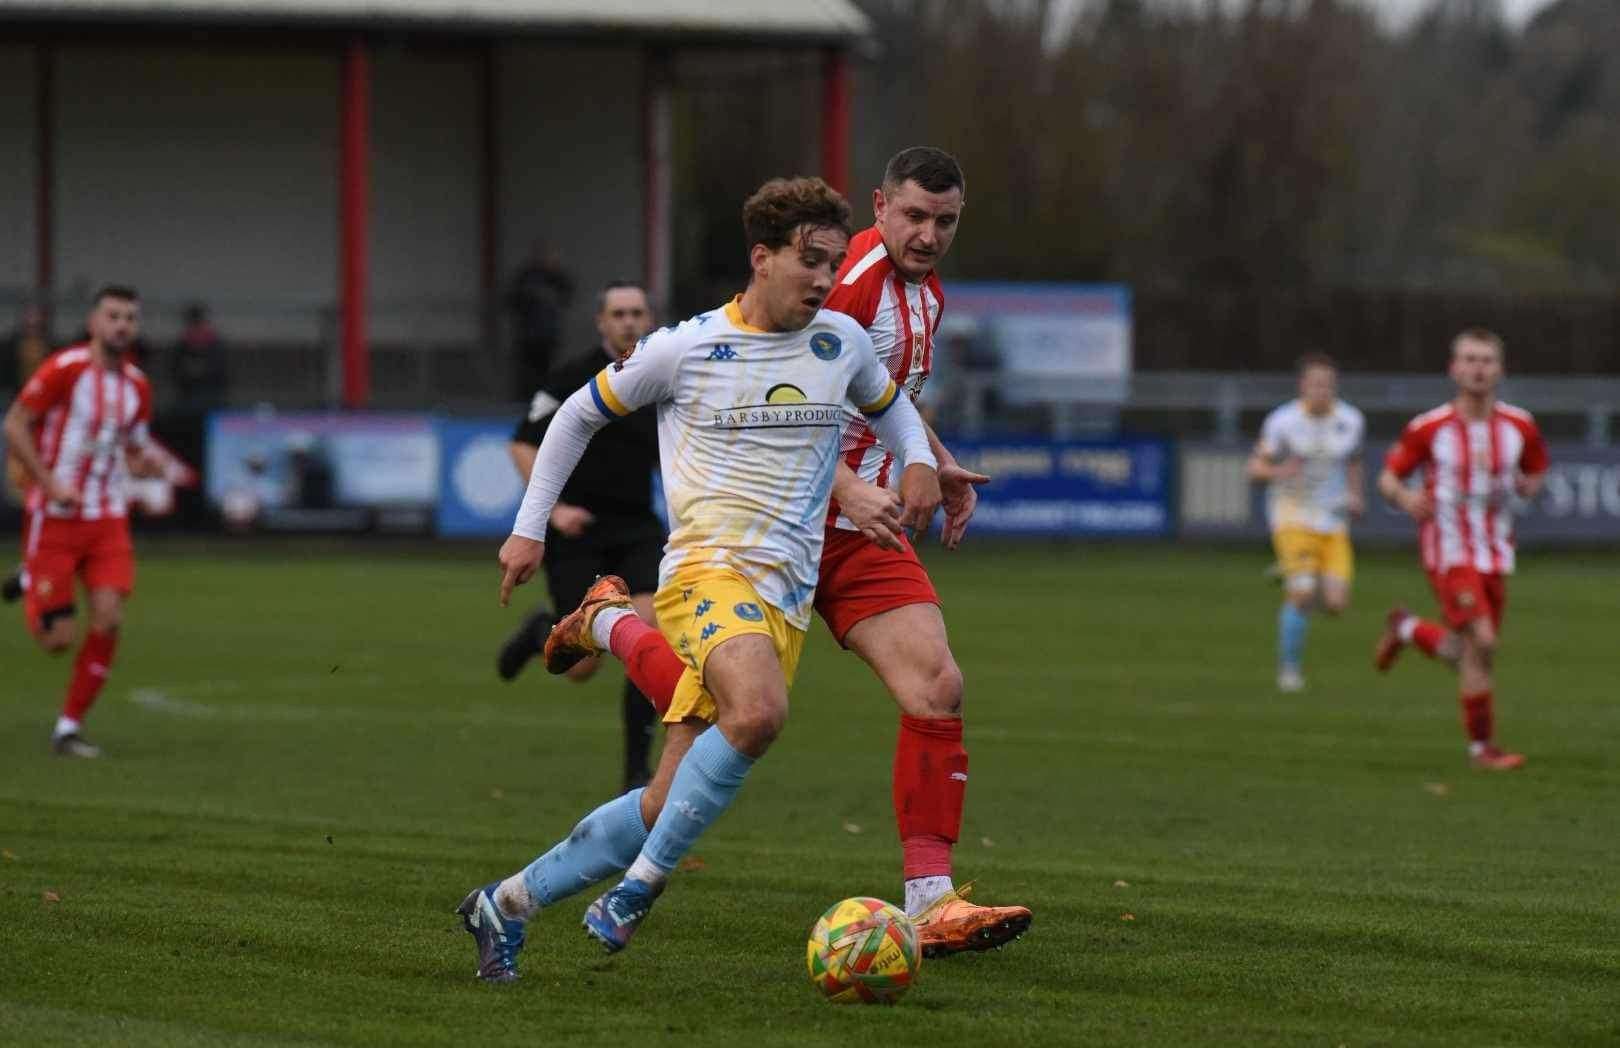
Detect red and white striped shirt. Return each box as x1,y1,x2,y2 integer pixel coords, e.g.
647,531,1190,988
17,345,153,521
824,225,943,529
1384,401,1549,575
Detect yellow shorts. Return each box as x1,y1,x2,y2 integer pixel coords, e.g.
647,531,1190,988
1272,527,1354,584
654,565,805,726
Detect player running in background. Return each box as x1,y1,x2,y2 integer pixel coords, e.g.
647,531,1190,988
535,147,1032,957
496,280,663,791
1373,329,1548,771
1246,354,1365,693
456,176,941,980
2,286,160,757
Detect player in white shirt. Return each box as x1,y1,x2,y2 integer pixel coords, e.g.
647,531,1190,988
1246,354,1365,692
456,177,941,980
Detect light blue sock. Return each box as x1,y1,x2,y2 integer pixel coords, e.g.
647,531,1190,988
522,788,649,907
634,725,754,880
1278,602,1309,669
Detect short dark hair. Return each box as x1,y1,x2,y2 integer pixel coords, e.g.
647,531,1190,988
1296,351,1336,375
882,146,966,197
92,284,139,307
1453,327,1505,361
595,281,648,314
741,177,852,254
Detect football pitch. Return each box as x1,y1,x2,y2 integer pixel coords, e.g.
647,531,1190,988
2,542,1616,1046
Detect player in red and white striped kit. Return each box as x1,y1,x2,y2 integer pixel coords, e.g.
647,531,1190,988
1372,329,1549,771
3,286,160,758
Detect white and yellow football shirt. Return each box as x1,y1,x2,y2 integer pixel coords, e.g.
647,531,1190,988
514,297,933,630
1257,399,1364,534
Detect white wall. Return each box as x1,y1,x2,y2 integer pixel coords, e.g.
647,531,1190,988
54,43,340,341
370,44,481,344
0,46,38,303
497,42,646,349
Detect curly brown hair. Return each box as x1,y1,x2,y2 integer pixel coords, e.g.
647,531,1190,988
741,177,852,254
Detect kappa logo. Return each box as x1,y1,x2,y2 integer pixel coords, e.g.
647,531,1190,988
694,598,714,618
706,345,740,362
809,331,842,361
733,602,764,622
700,622,726,642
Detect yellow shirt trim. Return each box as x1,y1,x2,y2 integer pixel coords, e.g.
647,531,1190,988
593,371,632,417
724,295,770,335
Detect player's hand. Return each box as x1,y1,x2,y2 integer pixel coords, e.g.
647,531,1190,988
837,477,905,552
897,463,942,540
1347,491,1366,519
497,534,545,607
126,447,163,479
550,502,595,538
45,476,80,508
1514,472,1544,500
937,462,991,550
1399,488,1434,522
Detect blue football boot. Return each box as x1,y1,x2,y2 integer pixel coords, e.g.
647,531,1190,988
456,882,525,982
582,877,662,953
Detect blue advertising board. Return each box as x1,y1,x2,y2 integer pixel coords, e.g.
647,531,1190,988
436,418,527,537
947,438,1172,537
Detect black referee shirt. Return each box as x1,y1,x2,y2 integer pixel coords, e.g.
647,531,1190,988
512,344,660,517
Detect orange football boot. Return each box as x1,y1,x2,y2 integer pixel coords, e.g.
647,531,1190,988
543,575,632,674
913,882,1032,958
1471,745,1526,772
1373,606,1409,673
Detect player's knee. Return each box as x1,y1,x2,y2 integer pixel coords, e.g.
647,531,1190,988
916,660,964,718
1285,579,1316,610
722,693,788,754
39,629,74,654
1321,591,1349,616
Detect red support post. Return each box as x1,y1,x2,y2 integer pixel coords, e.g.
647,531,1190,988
35,43,54,326
820,47,851,196
339,38,371,409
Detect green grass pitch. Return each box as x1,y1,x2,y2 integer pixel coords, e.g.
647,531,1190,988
2,542,1616,1046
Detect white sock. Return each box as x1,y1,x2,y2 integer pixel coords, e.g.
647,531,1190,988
625,853,668,889
1397,617,1417,643
493,874,536,921
1468,740,1489,757
904,875,954,917
591,606,634,652
53,716,80,739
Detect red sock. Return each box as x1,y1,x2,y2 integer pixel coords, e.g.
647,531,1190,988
62,629,117,722
893,715,967,880
1460,690,1493,743
1410,619,1448,658
608,616,680,715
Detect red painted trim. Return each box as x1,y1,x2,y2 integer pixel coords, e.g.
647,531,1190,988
339,38,371,409
820,47,850,196
35,43,54,321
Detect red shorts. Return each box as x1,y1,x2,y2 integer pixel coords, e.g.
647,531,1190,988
1428,565,1505,631
814,525,941,645
23,515,136,633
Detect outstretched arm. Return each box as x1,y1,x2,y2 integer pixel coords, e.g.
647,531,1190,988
498,388,611,604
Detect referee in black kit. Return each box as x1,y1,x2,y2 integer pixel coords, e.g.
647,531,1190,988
498,280,663,790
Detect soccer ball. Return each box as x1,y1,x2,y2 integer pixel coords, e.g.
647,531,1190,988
805,896,921,1004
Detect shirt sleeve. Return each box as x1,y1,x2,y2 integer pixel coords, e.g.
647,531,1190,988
1257,409,1286,458
846,328,935,471
16,356,73,416
589,329,682,419
127,375,153,448
509,386,613,540
1384,420,1431,478
1518,418,1550,475
1346,408,1365,457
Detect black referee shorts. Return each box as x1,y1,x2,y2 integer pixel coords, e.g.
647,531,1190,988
543,512,666,612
